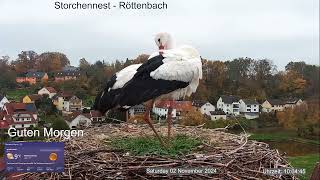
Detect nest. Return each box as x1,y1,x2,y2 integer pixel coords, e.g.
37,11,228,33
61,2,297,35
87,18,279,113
20,123,296,179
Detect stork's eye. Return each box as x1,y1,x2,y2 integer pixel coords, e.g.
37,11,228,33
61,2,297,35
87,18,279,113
158,38,161,43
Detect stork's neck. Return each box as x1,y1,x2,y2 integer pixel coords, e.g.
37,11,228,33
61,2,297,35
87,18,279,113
165,38,176,50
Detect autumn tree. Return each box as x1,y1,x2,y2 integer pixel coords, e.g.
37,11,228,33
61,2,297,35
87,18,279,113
276,101,319,138
179,108,205,126
79,58,90,70
133,54,149,64
36,52,70,72
0,56,16,91
279,70,307,97
12,51,38,73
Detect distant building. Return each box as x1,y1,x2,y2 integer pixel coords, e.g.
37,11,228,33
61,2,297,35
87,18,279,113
64,112,91,129
216,95,240,116
262,98,304,113
192,100,215,116
284,98,304,109
54,71,81,82
128,104,146,117
22,94,42,104
53,92,71,111
209,110,227,120
38,87,57,98
52,92,82,112
239,99,259,119
261,99,286,113
152,100,193,119
66,96,82,112
63,66,79,72
89,110,105,123
16,72,48,85
0,103,38,129
0,95,9,110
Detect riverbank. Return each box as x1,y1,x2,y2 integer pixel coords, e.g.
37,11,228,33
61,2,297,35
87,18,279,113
247,128,320,179
289,154,320,180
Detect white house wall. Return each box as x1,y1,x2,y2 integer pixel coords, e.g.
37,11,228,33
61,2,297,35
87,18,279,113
200,103,215,116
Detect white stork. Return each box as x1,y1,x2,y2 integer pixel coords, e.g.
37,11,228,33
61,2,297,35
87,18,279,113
94,32,202,146
118,33,202,145
92,33,166,113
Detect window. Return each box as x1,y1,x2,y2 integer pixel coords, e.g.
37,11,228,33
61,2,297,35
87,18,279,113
22,124,24,128
247,109,250,112
247,105,250,108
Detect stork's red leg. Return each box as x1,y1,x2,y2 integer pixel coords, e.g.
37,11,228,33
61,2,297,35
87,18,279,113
167,100,173,139
144,99,166,147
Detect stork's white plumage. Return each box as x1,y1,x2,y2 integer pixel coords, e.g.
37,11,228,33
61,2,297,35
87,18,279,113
150,46,202,100
94,32,202,146
119,34,202,107
117,33,202,144
111,64,142,91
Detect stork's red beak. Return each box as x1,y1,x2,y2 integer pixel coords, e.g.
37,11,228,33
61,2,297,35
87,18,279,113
159,44,164,55
159,45,165,50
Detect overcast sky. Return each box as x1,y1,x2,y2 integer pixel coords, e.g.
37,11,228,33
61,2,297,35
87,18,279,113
0,0,319,70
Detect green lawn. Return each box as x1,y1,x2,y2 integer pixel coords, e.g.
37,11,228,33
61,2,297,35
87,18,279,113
248,128,320,179
6,88,33,102
248,129,320,145
289,154,320,180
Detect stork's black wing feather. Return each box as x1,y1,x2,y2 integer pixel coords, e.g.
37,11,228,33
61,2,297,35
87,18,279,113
119,55,189,106
92,74,120,113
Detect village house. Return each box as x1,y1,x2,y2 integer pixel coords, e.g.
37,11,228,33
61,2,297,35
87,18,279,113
261,99,286,112
128,104,146,118
54,71,81,82
63,66,79,72
90,110,105,123
239,99,260,119
284,98,304,109
52,92,82,112
0,95,9,110
262,98,304,113
38,87,57,98
16,72,48,85
216,95,240,116
209,110,227,120
52,92,71,111
64,112,91,129
22,94,42,104
0,103,38,129
152,100,193,119
64,96,82,112
192,100,215,116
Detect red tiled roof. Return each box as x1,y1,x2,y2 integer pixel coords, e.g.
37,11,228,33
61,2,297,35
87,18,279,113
155,101,193,111
90,110,103,118
5,103,26,114
4,103,37,114
0,111,5,120
45,87,57,93
59,92,73,98
65,111,80,122
0,120,9,129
